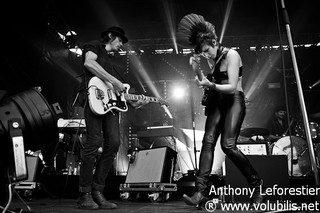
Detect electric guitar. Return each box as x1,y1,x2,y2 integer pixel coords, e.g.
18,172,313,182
190,54,209,106
191,48,230,106
88,76,167,115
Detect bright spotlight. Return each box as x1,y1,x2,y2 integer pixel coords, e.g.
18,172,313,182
172,86,186,99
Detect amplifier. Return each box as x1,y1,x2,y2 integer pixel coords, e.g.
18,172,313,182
236,143,268,155
223,155,289,202
125,147,177,183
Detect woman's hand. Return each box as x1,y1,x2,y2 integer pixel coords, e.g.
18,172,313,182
195,76,212,88
189,54,200,71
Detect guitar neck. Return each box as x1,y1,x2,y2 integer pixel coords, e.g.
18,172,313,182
124,94,159,103
193,54,203,81
196,69,204,81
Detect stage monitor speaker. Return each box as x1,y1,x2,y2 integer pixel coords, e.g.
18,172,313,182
223,155,289,202
125,147,177,183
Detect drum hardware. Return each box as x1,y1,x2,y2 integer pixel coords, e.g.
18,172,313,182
295,121,320,139
272,136,314,177
239,128,270,138
291,146,308,165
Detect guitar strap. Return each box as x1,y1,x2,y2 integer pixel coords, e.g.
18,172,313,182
74,72,88,108
207,46,230,74
206,46,230,83
109,60,127,83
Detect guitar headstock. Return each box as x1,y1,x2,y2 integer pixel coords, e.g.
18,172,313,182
190,54,204,81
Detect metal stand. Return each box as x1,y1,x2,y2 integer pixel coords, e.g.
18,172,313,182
189,84,198,173
280,0,319,185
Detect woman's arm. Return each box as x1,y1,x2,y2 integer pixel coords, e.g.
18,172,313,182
196,49,241,94
214,49,240,94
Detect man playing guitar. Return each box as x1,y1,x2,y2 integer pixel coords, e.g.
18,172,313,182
77,26,149,210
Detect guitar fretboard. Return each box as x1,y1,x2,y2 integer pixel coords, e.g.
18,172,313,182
124,94,159,103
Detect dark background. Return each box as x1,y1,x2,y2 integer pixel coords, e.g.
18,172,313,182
2,0,320,130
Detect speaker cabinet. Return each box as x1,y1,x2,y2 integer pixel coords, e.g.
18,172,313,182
125,147,177,183
223,155,289,202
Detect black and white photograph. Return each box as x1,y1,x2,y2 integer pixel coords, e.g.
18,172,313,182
1,0,320,212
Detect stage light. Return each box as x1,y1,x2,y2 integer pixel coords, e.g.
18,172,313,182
182,49,192,55
0,88,61,181
154,48,173,54
65,31,78,49
219,0,234,44
161,0,178,54
172,86,186,100
249,46,256,51
69,48,82,56
119,50,126,55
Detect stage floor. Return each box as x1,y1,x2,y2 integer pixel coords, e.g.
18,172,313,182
5,196,318,213
6,198,209,213
2,174,318,212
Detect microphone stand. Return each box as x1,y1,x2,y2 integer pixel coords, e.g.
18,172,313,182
189,83,198,173
280,0,319,185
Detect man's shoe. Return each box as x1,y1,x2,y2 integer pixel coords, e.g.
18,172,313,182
77,192,99,210
182,191,206,206
92,190,117,209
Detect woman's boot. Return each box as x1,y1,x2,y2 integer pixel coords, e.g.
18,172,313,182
182,191,207,206
251,180,266,204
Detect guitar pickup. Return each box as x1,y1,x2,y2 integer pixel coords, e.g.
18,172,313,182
95,89,105,100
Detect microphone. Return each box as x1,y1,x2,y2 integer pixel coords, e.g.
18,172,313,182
309,79,320,89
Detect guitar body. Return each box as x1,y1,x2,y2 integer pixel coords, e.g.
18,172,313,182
88,77,129,115
201,89,209,106
201,74,215,106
